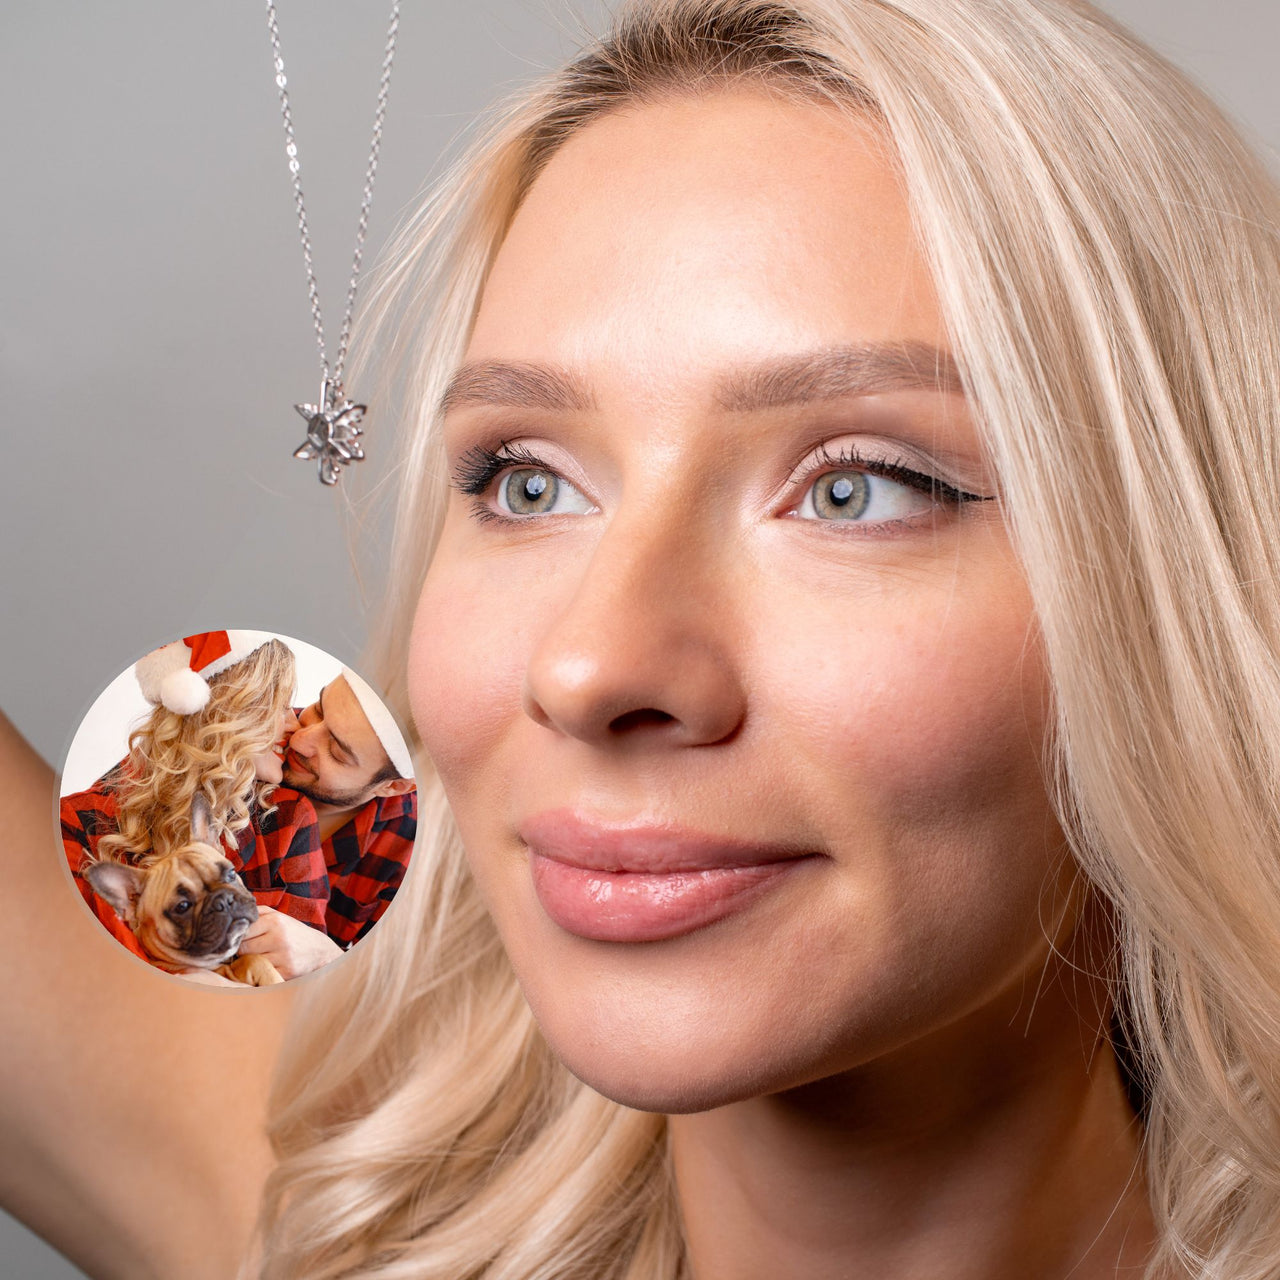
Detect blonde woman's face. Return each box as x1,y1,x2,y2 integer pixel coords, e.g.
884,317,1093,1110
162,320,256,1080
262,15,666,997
411,91,1073,1111
250,705,299,785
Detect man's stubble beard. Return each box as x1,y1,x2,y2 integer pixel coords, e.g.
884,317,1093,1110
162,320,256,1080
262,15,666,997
283,771,373,811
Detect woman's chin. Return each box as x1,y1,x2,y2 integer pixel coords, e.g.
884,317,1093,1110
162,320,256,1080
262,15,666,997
550,1029,828,1115
524,983,849,1115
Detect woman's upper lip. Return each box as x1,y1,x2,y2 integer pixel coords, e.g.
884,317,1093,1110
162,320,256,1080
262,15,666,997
519,808,812,873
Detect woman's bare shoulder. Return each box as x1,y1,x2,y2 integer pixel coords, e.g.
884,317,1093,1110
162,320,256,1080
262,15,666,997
0,710,295,1280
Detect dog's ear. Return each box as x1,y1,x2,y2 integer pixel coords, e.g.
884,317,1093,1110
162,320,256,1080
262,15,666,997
84,860,146,930
190,793,215,846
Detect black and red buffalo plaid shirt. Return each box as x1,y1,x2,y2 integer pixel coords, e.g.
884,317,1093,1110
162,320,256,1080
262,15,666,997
61,766,329,963
320,787,417,948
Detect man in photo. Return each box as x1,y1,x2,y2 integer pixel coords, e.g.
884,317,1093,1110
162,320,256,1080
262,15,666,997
280,668,418,949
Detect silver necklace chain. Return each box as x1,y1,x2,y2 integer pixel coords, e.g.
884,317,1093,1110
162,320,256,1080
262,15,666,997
265,0,401,485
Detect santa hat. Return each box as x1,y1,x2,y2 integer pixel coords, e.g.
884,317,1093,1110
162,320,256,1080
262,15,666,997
342,667,414,779
135,631,279,715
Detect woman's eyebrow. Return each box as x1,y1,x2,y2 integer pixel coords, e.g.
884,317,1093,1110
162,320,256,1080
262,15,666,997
439,361,595,414
715,342,965,409
438,342,962,415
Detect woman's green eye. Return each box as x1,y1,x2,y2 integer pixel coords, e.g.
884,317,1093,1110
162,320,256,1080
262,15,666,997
810,471,870,520
497,467,593,517
796,467,933,523
502,468,556,514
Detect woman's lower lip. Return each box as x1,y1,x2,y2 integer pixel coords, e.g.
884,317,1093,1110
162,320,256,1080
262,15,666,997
529,853,810,942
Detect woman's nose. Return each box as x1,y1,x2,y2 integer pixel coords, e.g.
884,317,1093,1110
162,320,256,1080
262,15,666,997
283,709,300,734
522,517,747,748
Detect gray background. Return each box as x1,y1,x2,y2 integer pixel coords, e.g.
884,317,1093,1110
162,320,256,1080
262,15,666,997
1,1,1275,1275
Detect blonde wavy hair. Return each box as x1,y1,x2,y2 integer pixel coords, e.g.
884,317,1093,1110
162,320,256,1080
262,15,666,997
258,2,1280,1277
95,638,296,863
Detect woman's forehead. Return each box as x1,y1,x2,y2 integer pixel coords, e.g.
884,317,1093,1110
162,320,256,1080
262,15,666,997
466,87,950,404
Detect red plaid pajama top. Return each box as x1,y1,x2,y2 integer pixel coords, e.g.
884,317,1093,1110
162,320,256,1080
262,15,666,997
61,766,329,964
320,787,417,948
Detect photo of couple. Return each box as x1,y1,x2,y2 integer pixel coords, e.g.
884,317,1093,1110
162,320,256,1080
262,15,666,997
59,630,416,985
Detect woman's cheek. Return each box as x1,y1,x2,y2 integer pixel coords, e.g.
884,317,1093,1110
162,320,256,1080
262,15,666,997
412,566,499,786
409,533,555,793
768,538,1038,732
753,556,1057,891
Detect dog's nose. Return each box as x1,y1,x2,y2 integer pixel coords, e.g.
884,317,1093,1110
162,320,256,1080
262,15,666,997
208,888,238,914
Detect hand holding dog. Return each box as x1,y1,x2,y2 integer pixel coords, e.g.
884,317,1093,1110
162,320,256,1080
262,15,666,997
178,968,239,987
238,904,342,980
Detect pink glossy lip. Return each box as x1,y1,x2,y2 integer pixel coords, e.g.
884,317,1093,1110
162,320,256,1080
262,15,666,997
521,809,817,943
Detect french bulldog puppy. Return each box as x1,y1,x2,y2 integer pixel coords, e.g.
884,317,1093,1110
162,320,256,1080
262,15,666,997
83,795,282,985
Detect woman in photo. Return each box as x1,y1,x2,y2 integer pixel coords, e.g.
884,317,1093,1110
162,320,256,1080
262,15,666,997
3,1,1279,1277
61,632,330,967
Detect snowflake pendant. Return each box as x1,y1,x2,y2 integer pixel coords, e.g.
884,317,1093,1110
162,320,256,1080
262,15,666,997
292,379,366,485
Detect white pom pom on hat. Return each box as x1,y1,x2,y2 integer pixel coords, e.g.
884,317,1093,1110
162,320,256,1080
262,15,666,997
135,631,278,715
158,667,212,715
341,667,414,779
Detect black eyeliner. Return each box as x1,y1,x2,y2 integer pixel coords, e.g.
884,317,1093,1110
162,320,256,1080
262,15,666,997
805,444,992,505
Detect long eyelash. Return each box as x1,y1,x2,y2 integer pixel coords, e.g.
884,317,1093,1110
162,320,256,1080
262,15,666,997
451,441,547,496
805,444,992,505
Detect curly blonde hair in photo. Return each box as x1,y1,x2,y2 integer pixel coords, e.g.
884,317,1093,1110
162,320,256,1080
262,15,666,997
256,2,1280,1277
95,638,297,864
